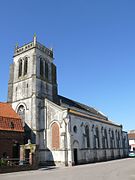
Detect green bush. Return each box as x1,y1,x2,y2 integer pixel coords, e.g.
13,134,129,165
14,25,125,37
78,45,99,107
0,158,7,166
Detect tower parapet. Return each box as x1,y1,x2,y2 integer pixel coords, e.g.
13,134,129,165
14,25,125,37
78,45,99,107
14,35,53,58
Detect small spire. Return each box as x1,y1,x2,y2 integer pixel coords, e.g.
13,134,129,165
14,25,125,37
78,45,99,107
34,33,36,38
15,42,19,49
33,33,37,46
50,47,53,51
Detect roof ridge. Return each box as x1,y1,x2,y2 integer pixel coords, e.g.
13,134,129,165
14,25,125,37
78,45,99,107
0,116,20,120
58,95,108,120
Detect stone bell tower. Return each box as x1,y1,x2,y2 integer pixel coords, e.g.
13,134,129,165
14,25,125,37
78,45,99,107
7,35,58,145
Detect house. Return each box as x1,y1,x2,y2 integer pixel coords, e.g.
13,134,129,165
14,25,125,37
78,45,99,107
128,130,135,151
0,103,24,158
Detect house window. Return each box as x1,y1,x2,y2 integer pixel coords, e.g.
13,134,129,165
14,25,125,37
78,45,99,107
24,57,28,75
85,125,90,148
2,152,7,158
9,121,14,129
18,59,22,77
51,122,60,149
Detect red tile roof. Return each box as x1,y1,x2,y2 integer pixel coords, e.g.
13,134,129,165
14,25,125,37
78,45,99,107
0,102,24,132
0,102,20,119
128,133,135,140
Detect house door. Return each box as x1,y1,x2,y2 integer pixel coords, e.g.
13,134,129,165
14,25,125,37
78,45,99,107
74,148,78,165
25,149,30,164
12,143,19,158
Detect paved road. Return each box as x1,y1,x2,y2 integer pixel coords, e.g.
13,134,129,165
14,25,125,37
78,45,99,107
1,158,135,180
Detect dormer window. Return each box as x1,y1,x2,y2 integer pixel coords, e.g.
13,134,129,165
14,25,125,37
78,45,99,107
10,121,14,129
24,57,28,76
18,59,22,77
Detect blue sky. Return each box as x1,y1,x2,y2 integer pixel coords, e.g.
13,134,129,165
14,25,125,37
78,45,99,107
0,0,135,131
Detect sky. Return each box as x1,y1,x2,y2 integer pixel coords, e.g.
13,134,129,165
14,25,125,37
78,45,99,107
0,0,135,131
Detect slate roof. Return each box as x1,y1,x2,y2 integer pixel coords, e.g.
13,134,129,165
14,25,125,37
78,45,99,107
58,95,108,121
0,102,24,132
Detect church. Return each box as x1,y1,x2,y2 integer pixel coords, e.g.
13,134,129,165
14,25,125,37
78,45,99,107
7,35,128,166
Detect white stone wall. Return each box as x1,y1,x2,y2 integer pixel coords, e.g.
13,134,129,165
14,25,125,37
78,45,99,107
10,41,57,148
43,99,128,166
42,99,72,165
70,114,128,164
11,48,38,144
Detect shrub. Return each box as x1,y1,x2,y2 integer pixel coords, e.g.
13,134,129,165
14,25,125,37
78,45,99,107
0,158,7,166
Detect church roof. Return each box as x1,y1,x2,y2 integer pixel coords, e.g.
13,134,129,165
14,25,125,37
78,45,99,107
58,95,121,127
0,102,24,132
58,95,108,120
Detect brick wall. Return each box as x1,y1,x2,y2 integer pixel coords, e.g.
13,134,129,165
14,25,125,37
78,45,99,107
0,130,24,158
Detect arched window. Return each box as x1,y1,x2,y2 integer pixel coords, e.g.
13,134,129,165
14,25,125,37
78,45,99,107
17,105,25,127
51,63,56,84
101,127,105,149
18,59,22,77
122,136,126,148
115,130,118,148
24,57,28,75
92,125,96,149
51,122,60,149
109,129,112,148
40,58,44,77
73,125,77,133
118,131,120,148
85,125,90,148
109,130,115,149
95,127,100,148
45,61,49,80
104,129,108,148
112,130,115,148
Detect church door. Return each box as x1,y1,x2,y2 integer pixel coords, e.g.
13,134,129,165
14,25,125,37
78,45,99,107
73,148,78,165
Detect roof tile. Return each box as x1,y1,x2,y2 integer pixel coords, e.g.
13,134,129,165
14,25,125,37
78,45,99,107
0,102,24,132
